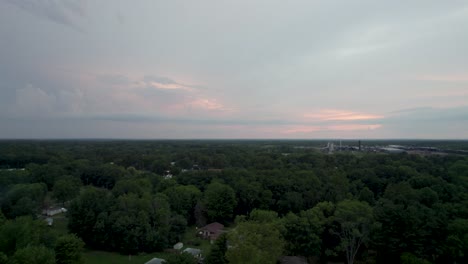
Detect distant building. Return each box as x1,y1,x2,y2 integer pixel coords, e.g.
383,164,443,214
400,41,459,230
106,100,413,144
380,147,405,154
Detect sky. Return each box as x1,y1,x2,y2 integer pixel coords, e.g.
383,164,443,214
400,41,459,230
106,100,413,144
1,0,468,139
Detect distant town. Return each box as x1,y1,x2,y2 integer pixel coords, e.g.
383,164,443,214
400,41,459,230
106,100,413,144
298,140,468,156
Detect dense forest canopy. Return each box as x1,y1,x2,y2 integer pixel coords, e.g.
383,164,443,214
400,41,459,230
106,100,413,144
0,140,467,264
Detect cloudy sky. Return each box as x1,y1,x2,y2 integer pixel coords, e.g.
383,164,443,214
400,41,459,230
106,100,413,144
1,0,467,139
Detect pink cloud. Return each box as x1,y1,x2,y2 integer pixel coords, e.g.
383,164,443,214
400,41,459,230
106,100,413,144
144,81,194,91
282,124,382,134
327,124,382,130
283,126,321,134
189,98,225,110
304,109,383,121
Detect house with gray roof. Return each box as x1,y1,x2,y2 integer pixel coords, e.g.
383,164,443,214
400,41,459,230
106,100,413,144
182,247,202,259
144,257,166,264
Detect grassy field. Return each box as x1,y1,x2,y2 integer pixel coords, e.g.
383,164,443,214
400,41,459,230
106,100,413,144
50,215,68,236
83,251,173,264
80,226,214,264
181,226,213,255
50,214,215,263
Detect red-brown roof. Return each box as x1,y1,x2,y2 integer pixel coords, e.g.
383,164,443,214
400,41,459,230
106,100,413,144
200,222,224,233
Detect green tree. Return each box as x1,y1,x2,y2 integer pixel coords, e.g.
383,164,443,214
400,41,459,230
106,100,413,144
232,178,270,215
0,210,6,226
10,245,55,264
144,193,172,251
53,176,81,204
54,234,84,264
282,209,323,257
168,214,188,244
249,209,279,223
0,252,7,264
112,178,152,197
277,191,304,214
400,252,431,264
205,233,228,264
446,218,468,261
374,183,448,262
226,221,284,264
204,182,237,223
2,183,47,218
164,185,201,223
194,201,208,227
28,163,66,190
67,187,111,247
334,199,373,264
358,187,375,205
448,160,468,188
0,217,51,256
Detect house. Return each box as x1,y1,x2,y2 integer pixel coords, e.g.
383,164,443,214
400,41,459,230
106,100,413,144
182,248,202,259
279,256,308,264
144,257,166,264
163,170,173,179
173,242,183,250
198,222,224,242
42,207,67,216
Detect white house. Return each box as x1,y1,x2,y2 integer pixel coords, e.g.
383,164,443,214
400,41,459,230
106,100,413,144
42,207,67,216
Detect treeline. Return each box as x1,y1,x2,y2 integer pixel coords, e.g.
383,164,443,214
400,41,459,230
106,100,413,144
0,215,84,264
0,141,467,263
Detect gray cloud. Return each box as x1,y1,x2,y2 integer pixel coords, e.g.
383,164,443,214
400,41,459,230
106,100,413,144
10,83,84,117
143,75,177,85
1,1,468,138
4,0,86,30
74,106,468,126
385,106,468,123
95,74,131,86
116,12,125,25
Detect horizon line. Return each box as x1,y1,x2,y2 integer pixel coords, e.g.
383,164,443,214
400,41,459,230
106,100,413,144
1,138,468,141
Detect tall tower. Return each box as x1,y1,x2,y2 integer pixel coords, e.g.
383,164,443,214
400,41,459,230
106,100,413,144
358,140,361,151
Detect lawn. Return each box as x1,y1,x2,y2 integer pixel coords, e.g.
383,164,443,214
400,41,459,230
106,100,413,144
82,227,215,263
48,216,173,264
181,226,213,255
50,215,68,236
83,250,173,264
50,215,214,263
